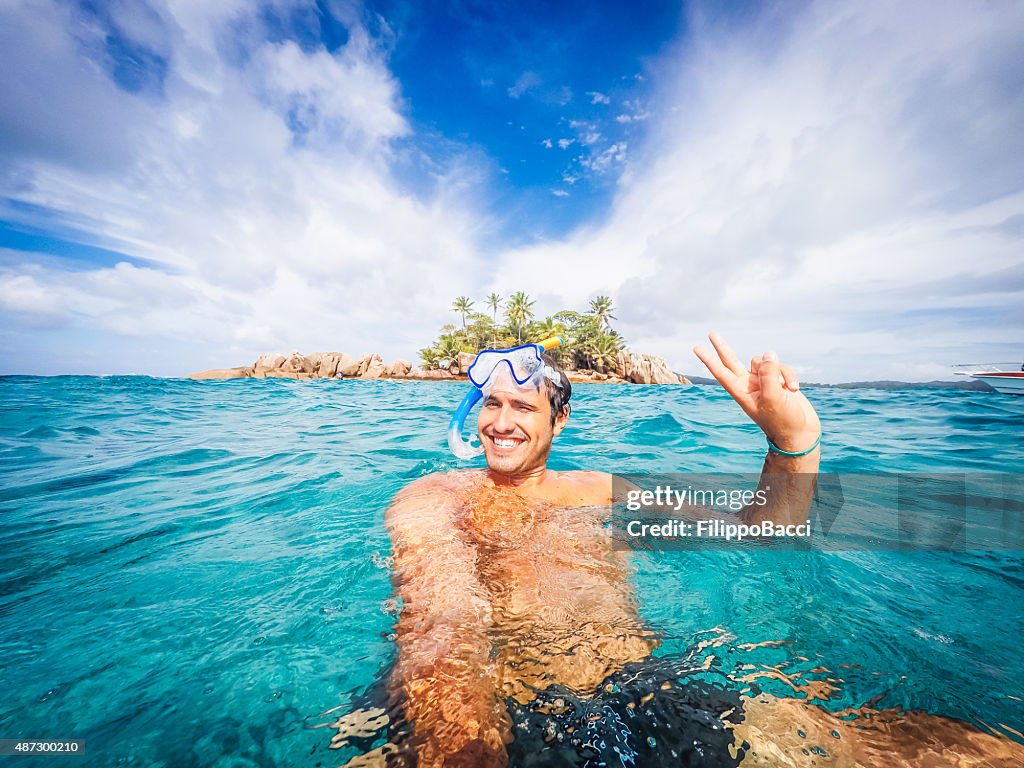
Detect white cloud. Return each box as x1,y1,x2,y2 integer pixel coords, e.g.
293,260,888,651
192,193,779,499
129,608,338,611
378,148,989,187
580,142,627,173
557,138,574,150
615,98,650,123
587,91,610,105
491,0,1024,382
551,189,570,198
567,119,602,146
541,138,553,148
0,0,486,374
254,38,408,146
0,270,71,329
507,70,541,99
508,73,571,105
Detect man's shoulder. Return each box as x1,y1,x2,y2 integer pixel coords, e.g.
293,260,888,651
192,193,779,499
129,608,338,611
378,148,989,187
559,469,612,485
544,469,613,506
392,469,479,499
387,470,479,527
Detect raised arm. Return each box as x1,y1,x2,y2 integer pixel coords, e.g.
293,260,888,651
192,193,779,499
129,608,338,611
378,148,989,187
386,476,511,768
694,332,820,526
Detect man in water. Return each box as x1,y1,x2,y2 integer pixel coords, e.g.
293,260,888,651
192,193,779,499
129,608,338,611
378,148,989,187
351,333,1021,768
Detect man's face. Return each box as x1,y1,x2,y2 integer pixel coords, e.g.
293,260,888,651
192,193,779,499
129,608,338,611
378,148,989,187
477,369,567,476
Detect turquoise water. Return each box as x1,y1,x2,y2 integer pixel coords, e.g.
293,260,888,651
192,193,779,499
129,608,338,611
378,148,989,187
1,376,1022,766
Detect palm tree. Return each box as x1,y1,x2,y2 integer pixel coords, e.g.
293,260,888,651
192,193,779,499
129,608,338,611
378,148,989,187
504,291,535,344
437,334,463,372
486,293,502,323
465,313,494,352
589,295,616,331
451,296,474,330
531,316,566,342
587,332,625,373
419,346,441,369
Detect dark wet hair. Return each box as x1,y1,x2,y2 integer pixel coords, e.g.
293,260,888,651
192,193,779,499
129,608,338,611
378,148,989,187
539,352,572,425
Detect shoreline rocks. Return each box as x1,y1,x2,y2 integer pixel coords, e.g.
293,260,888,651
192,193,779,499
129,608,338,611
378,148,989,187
188,350,690,385
616,351,690,385
189,351,447,381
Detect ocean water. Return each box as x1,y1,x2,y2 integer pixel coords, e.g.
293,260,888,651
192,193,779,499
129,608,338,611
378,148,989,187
0,376,1022,767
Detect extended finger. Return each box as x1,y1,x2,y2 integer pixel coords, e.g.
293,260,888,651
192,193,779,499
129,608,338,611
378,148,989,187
709,332,747,377
694,344,743,398
750,355,763,374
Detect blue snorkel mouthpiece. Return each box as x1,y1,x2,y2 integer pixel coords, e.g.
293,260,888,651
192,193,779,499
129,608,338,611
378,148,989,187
447,336,565,460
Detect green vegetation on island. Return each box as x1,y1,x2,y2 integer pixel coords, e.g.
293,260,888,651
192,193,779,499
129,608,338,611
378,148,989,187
419,293,626,374
188,294,689,384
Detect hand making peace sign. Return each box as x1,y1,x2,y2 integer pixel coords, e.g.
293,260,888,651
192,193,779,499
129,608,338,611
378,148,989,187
693,332,821,456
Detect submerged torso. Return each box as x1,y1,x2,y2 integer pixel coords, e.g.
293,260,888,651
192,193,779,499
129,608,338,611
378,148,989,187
448,471,657,702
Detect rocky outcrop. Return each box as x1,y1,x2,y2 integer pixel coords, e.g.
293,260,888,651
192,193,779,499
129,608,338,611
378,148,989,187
280,351,314,374
455,351,477,374
351,353,385,380
305,352,349,378
411,369,455,380
337,354,362,377
616,351,690,385
189,366,254,380
190,352,447,381
254,353,285,370
385,359,413,377
566,370,626,384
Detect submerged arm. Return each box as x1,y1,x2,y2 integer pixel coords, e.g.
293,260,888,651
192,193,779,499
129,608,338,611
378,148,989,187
694,333,821,526
386,476,510,768
739,440,819,525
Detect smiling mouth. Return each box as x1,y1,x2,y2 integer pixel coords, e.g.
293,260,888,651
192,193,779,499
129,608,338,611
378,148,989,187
488,435,525,451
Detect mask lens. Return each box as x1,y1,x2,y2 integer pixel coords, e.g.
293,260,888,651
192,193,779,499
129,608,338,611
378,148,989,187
467,345,543,388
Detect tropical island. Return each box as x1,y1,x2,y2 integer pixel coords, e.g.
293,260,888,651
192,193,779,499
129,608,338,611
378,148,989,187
188,293,690,385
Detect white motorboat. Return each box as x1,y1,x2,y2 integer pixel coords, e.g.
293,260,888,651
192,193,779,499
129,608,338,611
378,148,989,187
954,363,1024,394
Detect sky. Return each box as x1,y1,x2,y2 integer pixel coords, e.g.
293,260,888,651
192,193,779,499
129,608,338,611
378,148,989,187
0,0,1022,382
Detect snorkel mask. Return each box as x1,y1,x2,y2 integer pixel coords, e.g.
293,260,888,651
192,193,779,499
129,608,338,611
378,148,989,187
447,336,566,459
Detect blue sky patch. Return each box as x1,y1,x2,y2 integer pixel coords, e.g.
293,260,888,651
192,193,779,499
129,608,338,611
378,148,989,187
0,219,141,271
77,0,169,97
372,0,681,236
261,0,350,54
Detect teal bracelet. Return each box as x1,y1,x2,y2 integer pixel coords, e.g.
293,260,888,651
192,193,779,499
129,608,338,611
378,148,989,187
766,432,821,457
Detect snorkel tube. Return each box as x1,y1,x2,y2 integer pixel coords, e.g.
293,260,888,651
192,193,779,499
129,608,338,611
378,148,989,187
447,387,484,459
447,336,565,459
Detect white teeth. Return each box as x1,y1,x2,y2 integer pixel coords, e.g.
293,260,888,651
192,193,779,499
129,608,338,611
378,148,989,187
493,438,521,448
